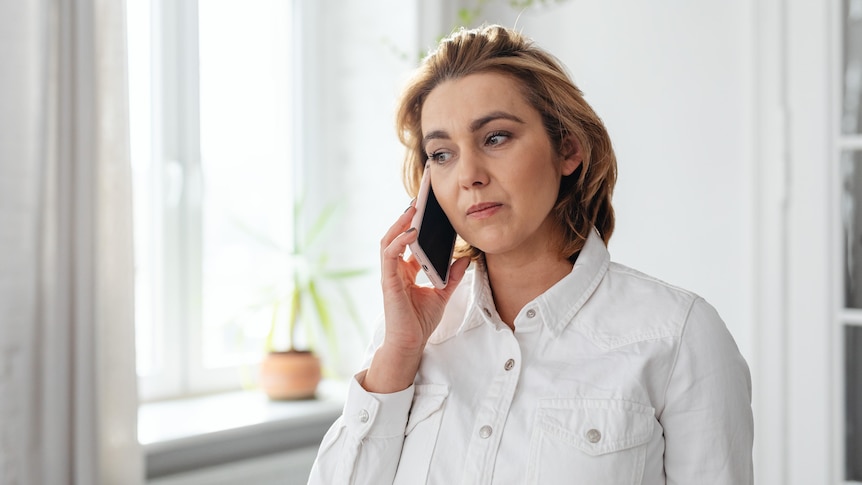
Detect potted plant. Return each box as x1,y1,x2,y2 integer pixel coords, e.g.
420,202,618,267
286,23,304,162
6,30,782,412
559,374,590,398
256,201,368,400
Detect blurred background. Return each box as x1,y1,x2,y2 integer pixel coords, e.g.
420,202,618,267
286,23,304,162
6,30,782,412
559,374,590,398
0,0,857,483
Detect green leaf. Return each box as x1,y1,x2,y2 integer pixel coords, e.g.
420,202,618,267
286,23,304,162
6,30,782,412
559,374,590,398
321,268,369,280
301,202,340,251
335,281,367,338
308,280,337,352
287,283,301,351
264,299,280,352
301,290,320,351
226,212,289,254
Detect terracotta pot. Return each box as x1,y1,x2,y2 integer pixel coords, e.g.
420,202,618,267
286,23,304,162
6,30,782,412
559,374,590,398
260,350,322,400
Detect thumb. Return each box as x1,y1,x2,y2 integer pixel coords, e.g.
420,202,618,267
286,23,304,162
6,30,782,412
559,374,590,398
441,257,471,299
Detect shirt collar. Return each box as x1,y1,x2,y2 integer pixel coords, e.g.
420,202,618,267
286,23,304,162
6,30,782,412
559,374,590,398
433,228,610,342
535,228,610,337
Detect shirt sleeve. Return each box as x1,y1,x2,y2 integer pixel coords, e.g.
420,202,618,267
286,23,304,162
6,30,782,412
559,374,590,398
660,297,754,484
307,371,414,484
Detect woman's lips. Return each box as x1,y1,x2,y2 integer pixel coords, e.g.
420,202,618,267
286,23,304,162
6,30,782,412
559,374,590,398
467,202,502,219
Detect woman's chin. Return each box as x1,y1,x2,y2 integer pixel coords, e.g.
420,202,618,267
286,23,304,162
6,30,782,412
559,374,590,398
466,241,512,257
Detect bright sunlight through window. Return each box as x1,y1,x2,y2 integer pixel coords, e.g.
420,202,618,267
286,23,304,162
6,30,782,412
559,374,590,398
129,0,296,400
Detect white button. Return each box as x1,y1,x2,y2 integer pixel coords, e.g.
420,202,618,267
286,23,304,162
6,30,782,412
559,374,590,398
586,428,601,443
526,309,536,318
479,425,493,439
483,307,492,318
359,409,369,423
504,359,515,371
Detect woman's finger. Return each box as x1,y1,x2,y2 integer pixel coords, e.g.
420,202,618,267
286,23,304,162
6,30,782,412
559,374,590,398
380,202,416,254
383,227,416,260
381,227,419,288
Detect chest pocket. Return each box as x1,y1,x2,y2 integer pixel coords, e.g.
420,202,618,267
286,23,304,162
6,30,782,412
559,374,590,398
526,398,655,485
393,384,449,485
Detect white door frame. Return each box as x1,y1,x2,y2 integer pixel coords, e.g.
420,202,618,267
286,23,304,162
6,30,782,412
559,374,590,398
754,0,835,483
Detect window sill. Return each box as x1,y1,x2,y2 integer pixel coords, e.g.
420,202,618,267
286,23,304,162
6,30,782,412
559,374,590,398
139,380,346,480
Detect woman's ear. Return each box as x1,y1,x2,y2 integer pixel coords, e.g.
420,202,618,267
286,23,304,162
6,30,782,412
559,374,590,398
560,137,583,176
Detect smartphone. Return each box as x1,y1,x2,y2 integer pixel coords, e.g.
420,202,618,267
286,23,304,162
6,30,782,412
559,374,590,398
408,163,457,289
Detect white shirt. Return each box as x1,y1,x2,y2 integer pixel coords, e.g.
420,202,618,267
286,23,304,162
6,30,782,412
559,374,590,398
308,230,753,485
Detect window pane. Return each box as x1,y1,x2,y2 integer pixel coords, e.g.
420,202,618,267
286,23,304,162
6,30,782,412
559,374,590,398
843,0,862,134
847,325,862,479
843,151,862,307
198,0,294,368
128,0,160,377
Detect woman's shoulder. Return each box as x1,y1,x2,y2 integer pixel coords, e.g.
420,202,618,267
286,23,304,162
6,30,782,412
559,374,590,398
606,261,698,298
575,261,722,350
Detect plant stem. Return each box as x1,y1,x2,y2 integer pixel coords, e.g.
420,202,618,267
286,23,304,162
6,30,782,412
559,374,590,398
288,279,301,352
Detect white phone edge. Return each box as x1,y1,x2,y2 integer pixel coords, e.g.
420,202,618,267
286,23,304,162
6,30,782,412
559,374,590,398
408,163,450,289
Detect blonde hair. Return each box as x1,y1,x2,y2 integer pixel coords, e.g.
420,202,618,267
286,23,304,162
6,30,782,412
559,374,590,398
396,25,617,261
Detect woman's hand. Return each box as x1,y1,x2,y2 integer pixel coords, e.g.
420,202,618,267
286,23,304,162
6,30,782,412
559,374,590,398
362,202,470,394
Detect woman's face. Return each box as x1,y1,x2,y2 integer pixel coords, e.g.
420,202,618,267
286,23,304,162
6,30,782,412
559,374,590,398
420,72,581,261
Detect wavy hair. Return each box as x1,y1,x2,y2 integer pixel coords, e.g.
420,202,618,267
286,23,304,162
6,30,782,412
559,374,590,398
396,25,617,261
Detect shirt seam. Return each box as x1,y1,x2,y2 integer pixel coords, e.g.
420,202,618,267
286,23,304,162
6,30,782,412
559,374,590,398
585,327,683,350
607,263,698,299
658,295,700,420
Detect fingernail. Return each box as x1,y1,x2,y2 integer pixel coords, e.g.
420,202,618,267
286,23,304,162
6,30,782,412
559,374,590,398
405,227,416,234
404,198,416,213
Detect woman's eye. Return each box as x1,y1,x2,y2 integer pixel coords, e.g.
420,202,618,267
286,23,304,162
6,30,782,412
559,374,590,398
427,151,452,164
486,132,510,146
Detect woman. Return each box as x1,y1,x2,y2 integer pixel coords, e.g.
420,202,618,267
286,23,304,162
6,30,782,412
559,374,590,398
308,25,753,485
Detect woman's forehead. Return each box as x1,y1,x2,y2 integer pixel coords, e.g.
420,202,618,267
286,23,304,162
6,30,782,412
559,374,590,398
420,73,534,135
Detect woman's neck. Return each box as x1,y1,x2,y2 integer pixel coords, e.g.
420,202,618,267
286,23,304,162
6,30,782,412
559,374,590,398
485,250,574,329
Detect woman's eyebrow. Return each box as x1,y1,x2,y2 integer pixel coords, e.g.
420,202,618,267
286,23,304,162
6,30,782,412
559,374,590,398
422,111,525,148
469,111,524,132
423,130,449,147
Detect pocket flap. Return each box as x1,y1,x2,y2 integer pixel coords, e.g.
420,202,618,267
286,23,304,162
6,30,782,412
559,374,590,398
405,383,449,435
537,398,655,456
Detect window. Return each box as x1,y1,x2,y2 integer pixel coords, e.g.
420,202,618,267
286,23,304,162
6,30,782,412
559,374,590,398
839,0,862,480
129,0,298,401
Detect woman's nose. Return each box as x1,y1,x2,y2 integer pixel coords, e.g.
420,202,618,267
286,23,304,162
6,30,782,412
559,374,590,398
458,147,490,188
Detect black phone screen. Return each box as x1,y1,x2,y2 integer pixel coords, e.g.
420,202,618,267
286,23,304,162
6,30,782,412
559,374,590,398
418,185,457,280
